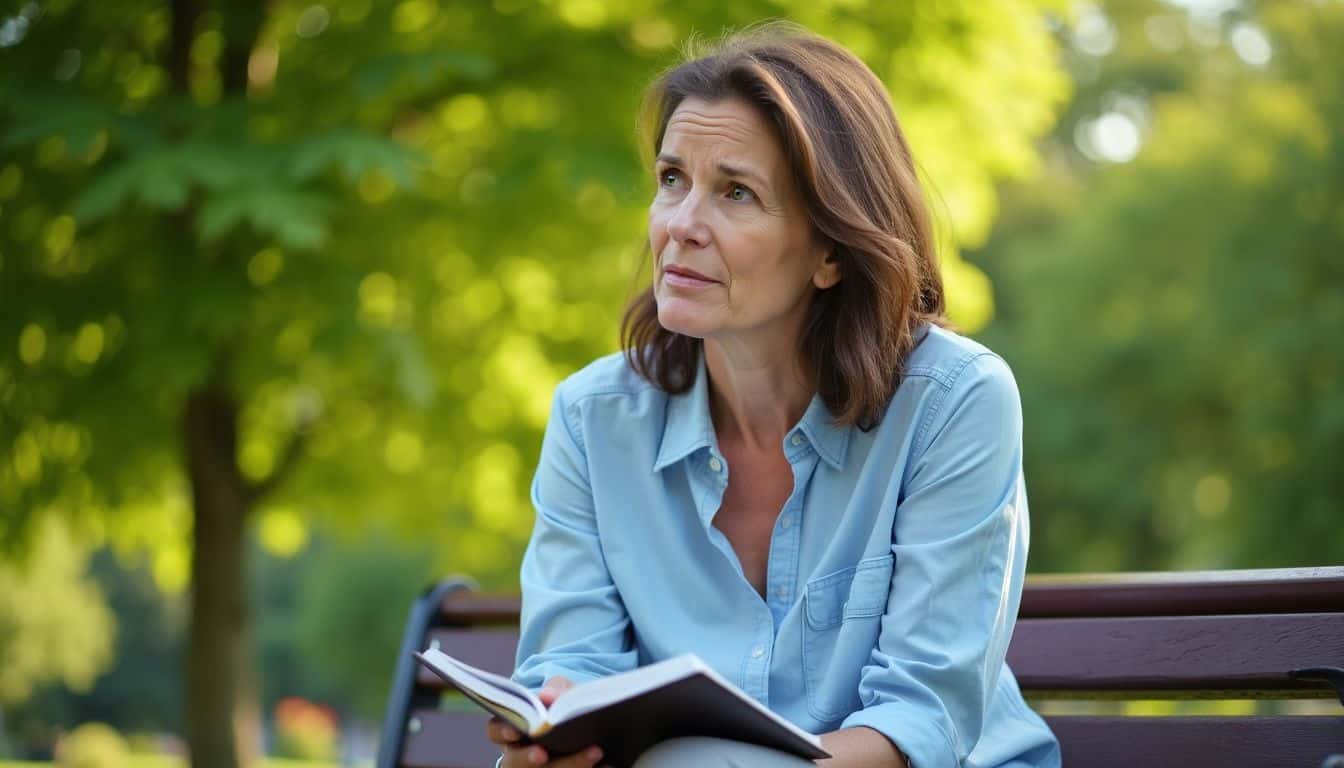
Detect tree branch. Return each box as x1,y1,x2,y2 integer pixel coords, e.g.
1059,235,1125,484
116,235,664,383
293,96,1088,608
219,0,268,96
169,0,201,95
246,428,308,503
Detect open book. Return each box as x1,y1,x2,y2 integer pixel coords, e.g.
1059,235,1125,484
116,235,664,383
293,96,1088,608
413,648,830,767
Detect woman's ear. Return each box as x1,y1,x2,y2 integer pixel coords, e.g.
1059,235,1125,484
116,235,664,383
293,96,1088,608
812,250,841,290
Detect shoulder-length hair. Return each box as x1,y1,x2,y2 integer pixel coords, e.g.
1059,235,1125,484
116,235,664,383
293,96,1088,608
621,22,948,430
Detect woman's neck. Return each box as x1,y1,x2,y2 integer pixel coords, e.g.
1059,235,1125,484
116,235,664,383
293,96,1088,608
703,336,814,454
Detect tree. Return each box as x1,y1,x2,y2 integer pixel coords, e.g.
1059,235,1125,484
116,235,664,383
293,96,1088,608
287,532,435,721
5,545,185,759
974,0,1344,571
0,518,114,709
1,1,1071,765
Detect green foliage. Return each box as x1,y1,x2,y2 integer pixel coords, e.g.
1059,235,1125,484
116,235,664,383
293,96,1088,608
0,520,114,706
0,0,1071,593
286,533,434,720
54,723,129,768
975,1,1344,571
12,549,186,745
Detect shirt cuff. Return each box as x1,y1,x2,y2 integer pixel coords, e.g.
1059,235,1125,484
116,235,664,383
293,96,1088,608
841,701,958,768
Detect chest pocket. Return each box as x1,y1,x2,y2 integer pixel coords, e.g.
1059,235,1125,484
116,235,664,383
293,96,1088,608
801,553,895,722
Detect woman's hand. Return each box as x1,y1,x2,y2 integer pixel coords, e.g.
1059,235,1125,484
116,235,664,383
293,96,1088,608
486,676,605,767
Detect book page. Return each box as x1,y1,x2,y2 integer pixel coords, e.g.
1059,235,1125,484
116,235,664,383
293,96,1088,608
547,655,704,724
416,649,546,732
548,654,823,750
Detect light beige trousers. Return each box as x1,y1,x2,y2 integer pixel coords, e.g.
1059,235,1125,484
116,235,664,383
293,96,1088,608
631,737,817,768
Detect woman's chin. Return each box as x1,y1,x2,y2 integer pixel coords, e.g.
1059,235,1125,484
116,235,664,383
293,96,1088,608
655,303,714,339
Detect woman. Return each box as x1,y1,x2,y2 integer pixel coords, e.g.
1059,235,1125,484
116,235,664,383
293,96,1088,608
488,23,1061,768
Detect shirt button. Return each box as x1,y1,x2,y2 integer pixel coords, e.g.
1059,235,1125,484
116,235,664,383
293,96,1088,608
775,587,788,599
708,457,723,472
780,517,792,529
751,645,765,659
791,434,804,446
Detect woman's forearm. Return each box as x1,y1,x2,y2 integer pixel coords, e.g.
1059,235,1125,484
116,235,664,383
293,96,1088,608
816,726,908,768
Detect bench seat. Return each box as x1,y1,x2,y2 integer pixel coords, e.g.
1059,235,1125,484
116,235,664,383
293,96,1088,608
378,567,1344,768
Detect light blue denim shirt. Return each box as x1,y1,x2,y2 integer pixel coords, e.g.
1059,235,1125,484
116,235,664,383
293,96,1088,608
512,326,1061,768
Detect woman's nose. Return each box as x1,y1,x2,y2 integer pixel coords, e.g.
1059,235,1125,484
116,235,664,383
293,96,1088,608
666,193,710,248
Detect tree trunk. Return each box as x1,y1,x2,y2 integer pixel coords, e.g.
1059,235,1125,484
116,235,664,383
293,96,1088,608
169,0,270,765
183,382,260,768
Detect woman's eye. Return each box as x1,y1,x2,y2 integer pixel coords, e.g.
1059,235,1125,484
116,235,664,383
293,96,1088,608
728,184,755,202
659,170,681,187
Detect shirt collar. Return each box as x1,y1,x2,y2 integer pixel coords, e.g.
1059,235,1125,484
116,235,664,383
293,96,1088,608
653,352,851,472
793,392,850,470
653,352,719,472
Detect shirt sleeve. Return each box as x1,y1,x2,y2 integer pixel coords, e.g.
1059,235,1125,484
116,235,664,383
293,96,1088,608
512,383,638,691
841,353,1031,768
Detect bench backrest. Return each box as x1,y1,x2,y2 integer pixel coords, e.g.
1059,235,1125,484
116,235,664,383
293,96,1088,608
378,567,1344,768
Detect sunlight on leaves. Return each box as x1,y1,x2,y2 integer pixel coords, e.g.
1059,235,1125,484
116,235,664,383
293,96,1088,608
259,506,310,558
941,253,994,333
248,247,285,287
152,543,189,594
384,430,425,474
0,517,114,704
72,322,105,365
17,323,46,365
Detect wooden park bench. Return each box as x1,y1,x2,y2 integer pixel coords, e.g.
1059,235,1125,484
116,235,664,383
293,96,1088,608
376,567,1344,768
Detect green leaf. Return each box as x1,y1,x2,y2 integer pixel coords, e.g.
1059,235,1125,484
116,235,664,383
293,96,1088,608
289,131,420,187
72,163,139,223
354,50,495,100
197,186,333,250
136,156,190,209
383,330,435,409
0,83,114,155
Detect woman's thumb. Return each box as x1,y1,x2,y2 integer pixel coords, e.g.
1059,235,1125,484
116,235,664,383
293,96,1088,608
539,675,574,704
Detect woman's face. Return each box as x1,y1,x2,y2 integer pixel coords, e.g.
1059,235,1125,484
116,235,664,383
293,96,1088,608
648,97,838,346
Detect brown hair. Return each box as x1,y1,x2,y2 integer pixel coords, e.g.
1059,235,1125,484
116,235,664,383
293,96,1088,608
620,22,948,430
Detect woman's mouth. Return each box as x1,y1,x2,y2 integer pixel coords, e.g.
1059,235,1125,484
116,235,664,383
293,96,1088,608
662,266,719,288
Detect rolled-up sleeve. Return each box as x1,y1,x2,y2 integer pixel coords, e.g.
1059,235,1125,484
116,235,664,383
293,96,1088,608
512,384,638,690
841,354,1031,768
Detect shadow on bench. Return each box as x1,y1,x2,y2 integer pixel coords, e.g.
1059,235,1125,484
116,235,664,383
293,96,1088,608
378,567,1344,768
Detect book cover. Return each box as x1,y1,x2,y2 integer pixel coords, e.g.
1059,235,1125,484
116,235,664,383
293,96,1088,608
413,648,830,767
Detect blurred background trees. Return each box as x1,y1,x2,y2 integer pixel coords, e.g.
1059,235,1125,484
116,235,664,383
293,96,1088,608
973,0,1344,570
1,0,1340,764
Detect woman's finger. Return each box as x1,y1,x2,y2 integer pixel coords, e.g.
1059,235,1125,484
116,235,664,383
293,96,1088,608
484,717,523,745
538,675,576,706
499,743,601,768
548,745,604,767
501,743,549,767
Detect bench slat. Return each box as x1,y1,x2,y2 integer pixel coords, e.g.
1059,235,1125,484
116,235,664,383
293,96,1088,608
416,629,520,687
1010,612,1344,695
439,593,523,626
400,708,495,768
412,616,1344,698
394,710,1344,768
1022,566,1344,618
435,567,1344,624
1047,715,1344,767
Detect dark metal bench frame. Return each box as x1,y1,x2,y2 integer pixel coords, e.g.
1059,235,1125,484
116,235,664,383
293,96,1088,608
379,567,1344,768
